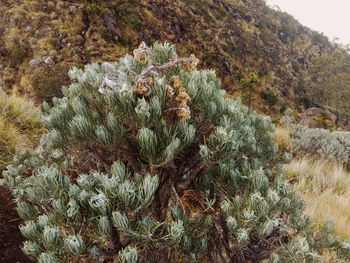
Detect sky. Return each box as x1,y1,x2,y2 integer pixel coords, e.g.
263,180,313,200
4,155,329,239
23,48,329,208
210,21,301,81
266,0,350,45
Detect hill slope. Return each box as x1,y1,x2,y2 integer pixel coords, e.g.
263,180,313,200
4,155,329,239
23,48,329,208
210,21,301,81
0,0,346,117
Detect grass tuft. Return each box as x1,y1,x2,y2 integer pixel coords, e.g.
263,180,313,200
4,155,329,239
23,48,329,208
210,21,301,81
274,126,291,150
0,94,44,170
284,158,350,238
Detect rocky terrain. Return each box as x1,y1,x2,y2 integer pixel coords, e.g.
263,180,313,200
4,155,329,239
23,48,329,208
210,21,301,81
0,0,344,118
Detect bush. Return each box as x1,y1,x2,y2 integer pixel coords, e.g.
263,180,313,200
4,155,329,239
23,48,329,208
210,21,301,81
291,125,350,163
2,42,350,262
279,108,297,127
30,64,71,102
260,91,278,106
9,40,30,67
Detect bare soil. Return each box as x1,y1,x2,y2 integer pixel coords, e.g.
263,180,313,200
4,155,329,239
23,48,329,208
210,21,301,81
0,187,29,263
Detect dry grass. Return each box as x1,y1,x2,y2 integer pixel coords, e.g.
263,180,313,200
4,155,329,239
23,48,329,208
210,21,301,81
274,126,291,150
302,192,350,239
284,158,350,238
0,118,21,169
0,94,42,130
276,123,350,244
0,94,43,170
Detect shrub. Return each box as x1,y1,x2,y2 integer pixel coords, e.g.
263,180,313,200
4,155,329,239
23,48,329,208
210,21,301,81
260,91,278,106
239,72,259,110
30,64,71,102
291,125,350,163
9,40,30,67
2,42,350,262
279,108,297,127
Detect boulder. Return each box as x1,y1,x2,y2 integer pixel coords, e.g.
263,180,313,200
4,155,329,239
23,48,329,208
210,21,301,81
29,58,42,67
43,56,54,65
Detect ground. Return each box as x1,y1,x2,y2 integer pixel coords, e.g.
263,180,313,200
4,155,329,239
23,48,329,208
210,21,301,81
0,187,28,262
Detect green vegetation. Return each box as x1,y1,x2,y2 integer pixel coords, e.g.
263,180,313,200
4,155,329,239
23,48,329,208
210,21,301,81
304,50,350,126
2,0,350,261
2,42,350,263
290,125,350,163
240,72,259,110
117,4,143,30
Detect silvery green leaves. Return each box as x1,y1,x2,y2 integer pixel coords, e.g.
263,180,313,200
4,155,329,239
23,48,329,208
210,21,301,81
98,216,112,236
20,221,41,242
119,246,139,263
199,126,240,164
89,192,110,215
184,69,220,111
64,235,85,257
22,166,69,205
226,216,238,232
77,162,159,212
169,220,185,244
15,161,159,262
22,241,42,260
291,125,350,163
38,252,59,263
136,120,195,166
17,201,37,221
4,42,350,262
284,237,323,262
112,211,164,243
140,174,159,207
137,128,181,165
112,211,133,234
152,41,177,64
68,63,105,93
42,226,63,251
135,98,151,124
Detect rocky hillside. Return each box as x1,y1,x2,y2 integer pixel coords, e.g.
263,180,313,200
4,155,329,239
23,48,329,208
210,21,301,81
0,0,346,118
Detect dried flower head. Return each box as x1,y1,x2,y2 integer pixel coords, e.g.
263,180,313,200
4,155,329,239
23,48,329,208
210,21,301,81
146,77,154,87
133,42,150,64
133,80,149,95
177,103,191,121
183,54,199,71
169,75,192,120
133,77,154,95
175,91,191,103
166,85,174,99
171,76,183,91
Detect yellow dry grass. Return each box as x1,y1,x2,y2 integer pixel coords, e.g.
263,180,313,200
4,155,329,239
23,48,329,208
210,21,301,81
274,126,291,150
0,94,43,170
0,94,42,130
284,158,350,238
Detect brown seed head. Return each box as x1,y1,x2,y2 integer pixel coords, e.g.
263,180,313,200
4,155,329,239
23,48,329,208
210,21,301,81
166,85,174,99
133,42,150,64
183,54,199,71
175,91,191,103
133,79,150,95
